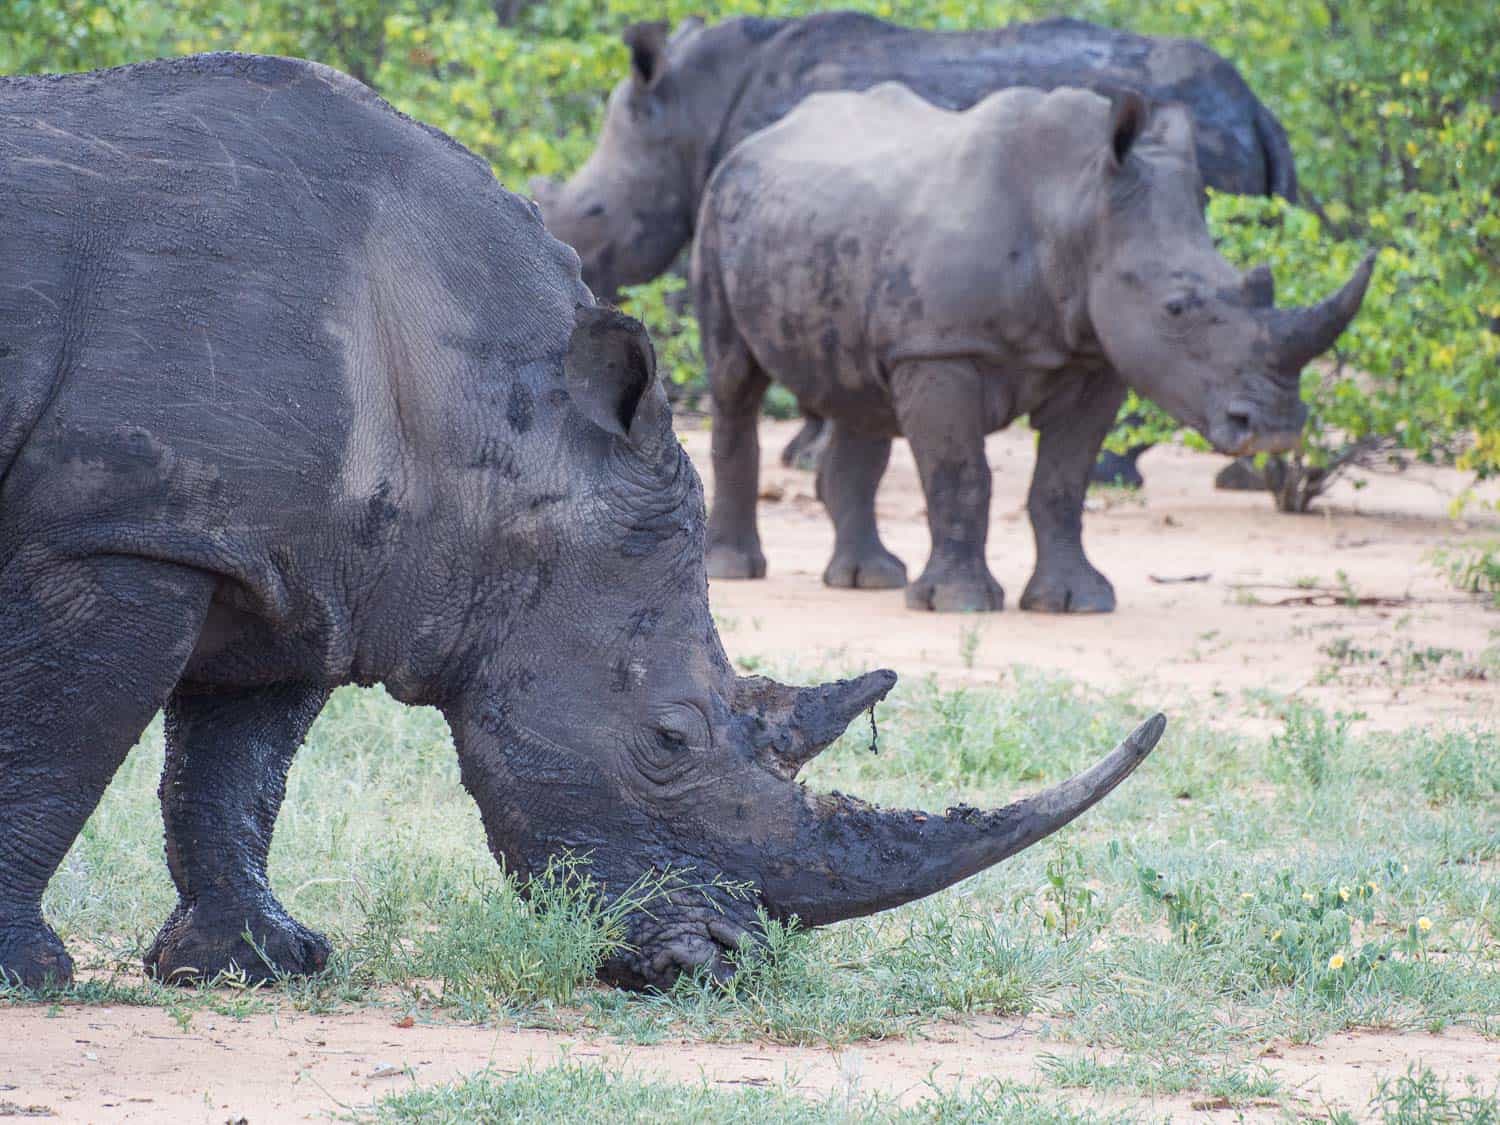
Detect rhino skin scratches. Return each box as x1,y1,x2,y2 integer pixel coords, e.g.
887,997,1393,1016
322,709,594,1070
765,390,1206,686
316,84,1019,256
695,86,1372,614
534,11,1297,300
0,55,1163,992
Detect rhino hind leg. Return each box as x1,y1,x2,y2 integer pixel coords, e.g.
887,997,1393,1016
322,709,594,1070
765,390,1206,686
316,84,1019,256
892,359,1005,613
705,329,771,581
146,682,331,986
1019,373,1125,614
0,553,214,990
818,423,907,590
781,413,829,472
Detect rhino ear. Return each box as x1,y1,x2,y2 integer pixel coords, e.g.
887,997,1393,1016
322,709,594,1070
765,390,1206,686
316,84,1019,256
1107,90,1149,171
564,305,661,441
623,20,672,88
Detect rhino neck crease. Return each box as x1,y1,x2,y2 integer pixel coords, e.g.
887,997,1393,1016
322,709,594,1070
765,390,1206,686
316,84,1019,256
693,23,787,196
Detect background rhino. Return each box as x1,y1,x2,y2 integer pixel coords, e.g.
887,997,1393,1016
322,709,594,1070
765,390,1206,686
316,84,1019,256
533,11,1298,301
533,10,1304,486
0,54,1162,992
694,84,1372,613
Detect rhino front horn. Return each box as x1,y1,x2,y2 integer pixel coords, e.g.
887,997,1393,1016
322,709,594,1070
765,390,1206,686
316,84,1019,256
766,713,1165,927
1270,252,1377,370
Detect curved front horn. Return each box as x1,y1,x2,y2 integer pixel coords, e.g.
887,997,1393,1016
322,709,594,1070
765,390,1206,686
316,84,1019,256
762,713,1165,926
1268,252,1377,370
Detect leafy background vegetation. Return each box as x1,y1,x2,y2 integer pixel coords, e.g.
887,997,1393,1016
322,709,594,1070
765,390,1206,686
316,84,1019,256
2,0,1494,509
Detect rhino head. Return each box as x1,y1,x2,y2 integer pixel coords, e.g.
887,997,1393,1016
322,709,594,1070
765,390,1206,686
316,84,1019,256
1084,94,1374,456
530,18,756,300
447,305,1164,989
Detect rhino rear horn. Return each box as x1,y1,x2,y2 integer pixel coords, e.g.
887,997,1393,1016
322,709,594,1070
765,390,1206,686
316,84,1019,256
1244,265,1275,308
736,670,897,778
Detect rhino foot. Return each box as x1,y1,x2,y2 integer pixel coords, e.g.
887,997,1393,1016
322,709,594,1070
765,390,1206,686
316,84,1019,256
1090,448,1146,489
824,547,907,590
706,542,767,580
905,563,1004,613
145,902,330,986
1213,457,1267,491
1019,565,1116,614
0,921,74,990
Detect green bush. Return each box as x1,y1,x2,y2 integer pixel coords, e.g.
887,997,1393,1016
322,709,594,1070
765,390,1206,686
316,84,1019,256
3,0,1493,506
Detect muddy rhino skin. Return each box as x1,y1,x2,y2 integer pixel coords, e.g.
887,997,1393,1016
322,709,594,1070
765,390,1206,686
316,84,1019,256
0,55,1164,992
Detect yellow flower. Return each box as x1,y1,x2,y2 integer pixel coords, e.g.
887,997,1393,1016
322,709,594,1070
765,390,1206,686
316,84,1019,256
1367,882,1379,894
1339,886,1351,902
1240,892,1254,902
1418,916,1433,932
1328,953,1346,970
1302,892,1316,903
1271,929,1283,942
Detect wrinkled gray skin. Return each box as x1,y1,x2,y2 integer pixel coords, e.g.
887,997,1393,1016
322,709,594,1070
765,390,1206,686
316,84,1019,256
532,12,1297,301
532,11,1302,487
696,85,1374,613
0,55,1165,993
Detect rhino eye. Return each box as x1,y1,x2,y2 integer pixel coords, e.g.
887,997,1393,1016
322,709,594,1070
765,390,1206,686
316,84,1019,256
1164,292,1203,318
657,728,689,754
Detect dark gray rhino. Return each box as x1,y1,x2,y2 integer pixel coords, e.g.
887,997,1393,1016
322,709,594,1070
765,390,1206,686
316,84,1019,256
695,85,1373,613
532,11,1298,301
0,55,1163,992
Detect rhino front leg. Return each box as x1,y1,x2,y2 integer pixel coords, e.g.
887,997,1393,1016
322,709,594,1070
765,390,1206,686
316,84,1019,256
146,682,331,985
893,358,1004,612
0,553,213,989
1020,372,1127,613
819,423,907,590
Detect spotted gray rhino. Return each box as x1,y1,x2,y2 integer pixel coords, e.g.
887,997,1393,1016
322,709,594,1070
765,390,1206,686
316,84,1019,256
694,84,1373,612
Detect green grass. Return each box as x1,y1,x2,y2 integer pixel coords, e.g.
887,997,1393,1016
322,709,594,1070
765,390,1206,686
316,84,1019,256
361,1062,1131,1124
4,665,1496,1110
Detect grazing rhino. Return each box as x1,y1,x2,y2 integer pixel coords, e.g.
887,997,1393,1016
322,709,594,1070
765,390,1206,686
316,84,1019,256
695,85,1373,613
531,11,1302,484
0,55,1164,992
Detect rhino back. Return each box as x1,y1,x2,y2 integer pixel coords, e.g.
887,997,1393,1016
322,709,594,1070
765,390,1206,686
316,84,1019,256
706,86,1100,419
721,12,1274,197
0,54,585,689
0,54,581,558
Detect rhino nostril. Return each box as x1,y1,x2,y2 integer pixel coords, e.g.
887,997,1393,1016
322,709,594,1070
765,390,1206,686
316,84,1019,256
1227,409,1252,432
584,202,605,218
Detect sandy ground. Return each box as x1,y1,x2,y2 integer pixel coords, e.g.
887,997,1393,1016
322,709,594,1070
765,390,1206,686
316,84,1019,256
1,1003,1495,1123
2,420,1496,1122
692,420,1500,735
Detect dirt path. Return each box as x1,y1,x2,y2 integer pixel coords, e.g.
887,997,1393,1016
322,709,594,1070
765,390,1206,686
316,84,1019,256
1,1002,1494,1122
689,420,1500,734
3,421,1496,1122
